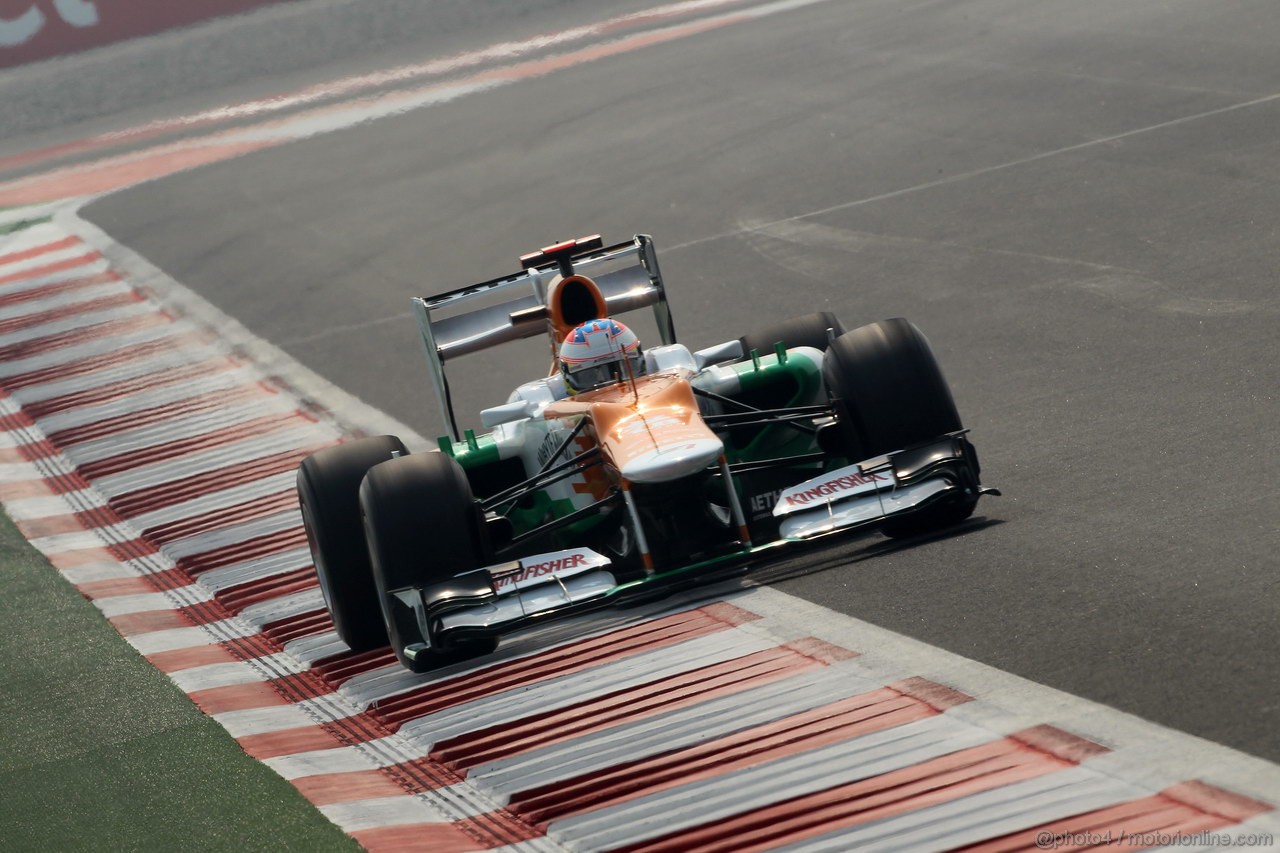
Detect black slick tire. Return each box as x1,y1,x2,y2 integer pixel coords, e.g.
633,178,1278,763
360,452,497,673
297,435,407,652
822,318,975,537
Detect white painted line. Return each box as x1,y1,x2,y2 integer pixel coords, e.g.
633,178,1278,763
265,733,427,780
318,794,456,833
30,526,134,555
0,202,70,228
214,703,327,739
0,459,54,481
93,589,211,618
59,561,137,584
285,632,347,667
127,620,256,656
169,654,301,693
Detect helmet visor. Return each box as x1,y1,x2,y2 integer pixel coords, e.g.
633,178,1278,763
566,351,646,392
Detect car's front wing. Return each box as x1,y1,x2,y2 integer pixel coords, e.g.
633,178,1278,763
391,434,991,661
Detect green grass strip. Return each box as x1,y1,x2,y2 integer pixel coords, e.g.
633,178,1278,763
0,507,360,852
0,215,52,236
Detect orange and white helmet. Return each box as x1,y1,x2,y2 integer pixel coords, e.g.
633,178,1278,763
558,319,645,393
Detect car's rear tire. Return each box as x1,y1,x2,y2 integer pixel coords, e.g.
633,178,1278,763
739,311,846,358
360,452,497,673
297,436,407,652
822,318,976,537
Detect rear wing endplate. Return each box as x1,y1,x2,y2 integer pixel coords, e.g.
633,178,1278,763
412,234,676,440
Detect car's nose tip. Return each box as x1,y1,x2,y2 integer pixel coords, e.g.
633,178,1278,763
620,437,724,484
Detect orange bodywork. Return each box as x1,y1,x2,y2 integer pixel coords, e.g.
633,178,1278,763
544,371,723,483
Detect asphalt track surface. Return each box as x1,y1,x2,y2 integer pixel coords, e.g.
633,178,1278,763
12,0,1276,764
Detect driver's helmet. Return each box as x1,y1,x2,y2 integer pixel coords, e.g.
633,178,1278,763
559,318,645,393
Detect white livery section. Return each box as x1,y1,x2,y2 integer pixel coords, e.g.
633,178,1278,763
772,460,897,517
489,547,611,594
437,547,617,633
440,570,618,632
619,435,724,484
779,479,951,540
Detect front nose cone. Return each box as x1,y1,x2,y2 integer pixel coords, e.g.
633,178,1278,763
619,437,724,484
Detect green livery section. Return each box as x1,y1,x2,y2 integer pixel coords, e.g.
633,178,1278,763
438,349,833,547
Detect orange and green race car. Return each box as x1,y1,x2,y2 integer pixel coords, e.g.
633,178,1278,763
297,235,998,673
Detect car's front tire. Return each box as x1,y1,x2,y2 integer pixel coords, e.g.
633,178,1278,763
360,452,497,673
297,436,408,652
822,318,976,537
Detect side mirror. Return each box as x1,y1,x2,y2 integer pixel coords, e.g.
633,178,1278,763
693,340,745,371
481,399,536,428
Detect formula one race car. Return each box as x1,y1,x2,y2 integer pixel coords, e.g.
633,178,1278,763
297,235,998,672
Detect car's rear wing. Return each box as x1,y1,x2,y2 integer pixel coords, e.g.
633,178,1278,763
412,234,677,440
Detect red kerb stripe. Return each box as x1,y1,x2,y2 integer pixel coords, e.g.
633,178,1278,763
0,271,121,310
351,821,518,853
0,312,169,362
48,383,265,446
310,647,399,688
23,356,233,418
431,639,843,772
110,442,332,517
216,566,317,613
261,608,333,645
141,488,296,544
956,781,1271,852
78,410,306,479
0,235,81,268
510,680,968,827
608,727,1105,853
0,251,102,286
176,525,307,575
0,290,140,336
1,331,206,389
367,602,761,728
